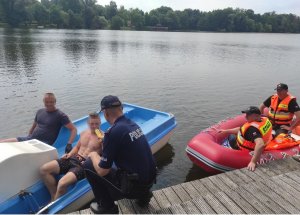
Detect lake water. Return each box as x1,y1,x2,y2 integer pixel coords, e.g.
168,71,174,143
1,28,300,189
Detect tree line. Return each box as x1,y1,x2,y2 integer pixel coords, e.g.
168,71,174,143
1,0,300,33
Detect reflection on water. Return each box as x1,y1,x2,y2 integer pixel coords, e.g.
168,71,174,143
153,143,175,189
154,144,174,169
1,29,300,188
2,29,38,77
185,164,213,182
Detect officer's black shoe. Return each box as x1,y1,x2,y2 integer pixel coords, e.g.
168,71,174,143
136,191,153,207
90,202,119,214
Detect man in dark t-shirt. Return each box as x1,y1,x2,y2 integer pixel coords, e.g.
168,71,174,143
83,95,156,214
259,83,300,135
0,93,77,152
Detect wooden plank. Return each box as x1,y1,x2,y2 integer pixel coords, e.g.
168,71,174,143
235,184,279,214
69,210,81,214
171,184,191,202
251,181,297,214
199,177,222,194
181,201,201,214
189,180,211,196
169,204,186,214
208,175,232,192
82,208,93,214
285,170,300,184
130,201,150,214
112,159,300,214
224,170,244,185
117,199,136,214
155,207,171,214
276,173,300,193
203,193,231,214
262,177,300,210
281,158,300,171
239,168,264,181
191,196,216,214
290,169,300,178
230,169,255,184
214,173,239,190
253,166,276,178
152,189,172,209
161,187,182,205
141,194,161,214
257,159,288,175
223,189,259,214
263,158,300,173
180,182,202,199
213,191,244,214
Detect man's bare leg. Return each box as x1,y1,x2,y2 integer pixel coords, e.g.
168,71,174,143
54,172,77,200
40,160,60,201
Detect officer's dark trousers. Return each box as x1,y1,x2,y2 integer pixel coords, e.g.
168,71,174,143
83,158,123,208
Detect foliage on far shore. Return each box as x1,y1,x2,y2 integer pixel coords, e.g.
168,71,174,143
1,0,300,33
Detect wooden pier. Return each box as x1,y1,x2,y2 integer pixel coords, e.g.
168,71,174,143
72,157,300,214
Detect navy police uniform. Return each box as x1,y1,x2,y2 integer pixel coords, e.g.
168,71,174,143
83,98,156,212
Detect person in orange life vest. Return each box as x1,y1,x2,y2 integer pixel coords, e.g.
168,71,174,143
218,106,272,171
259,83,300,136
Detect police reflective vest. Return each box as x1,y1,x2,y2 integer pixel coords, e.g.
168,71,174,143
237,117,272,150
268,94,295,125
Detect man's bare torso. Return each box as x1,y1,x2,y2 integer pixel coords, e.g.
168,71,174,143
77,130,102,158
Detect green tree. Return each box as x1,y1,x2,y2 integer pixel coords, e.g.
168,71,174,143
91,15,108,29
111,15,123,30
83,6,95,28
0,2,4,22
165,10,179,30
105,1,117,20
60,10,69,27
145,12,159,26
31,2,49,25
1,0,30,27
129,8,144,30
67,9,83,28
58,0,83,14
94,4,105,16
1,0,300,32
41,0,51,9
118,5,130,27
49,5,63,27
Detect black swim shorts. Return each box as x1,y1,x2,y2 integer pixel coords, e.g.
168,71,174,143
57,154,86,180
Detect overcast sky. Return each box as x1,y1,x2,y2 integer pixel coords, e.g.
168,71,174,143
97,0,300,15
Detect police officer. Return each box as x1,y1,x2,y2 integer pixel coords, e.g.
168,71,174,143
83,95,156,214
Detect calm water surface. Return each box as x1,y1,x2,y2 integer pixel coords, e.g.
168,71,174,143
1,29,300,189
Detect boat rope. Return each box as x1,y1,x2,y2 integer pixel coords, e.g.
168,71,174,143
18,190,41,213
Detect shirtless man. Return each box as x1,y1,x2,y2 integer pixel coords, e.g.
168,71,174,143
40,112,103,201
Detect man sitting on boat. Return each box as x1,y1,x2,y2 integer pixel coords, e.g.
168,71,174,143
0,92,77,153
259,83,300,136
218,106,272,171
40,112,103,201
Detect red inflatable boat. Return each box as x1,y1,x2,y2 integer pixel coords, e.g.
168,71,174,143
186,114,300,174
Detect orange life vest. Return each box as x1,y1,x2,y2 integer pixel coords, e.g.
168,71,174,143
237,117,272,151
268,94,295,125
265,133,300,150
292,125,300,135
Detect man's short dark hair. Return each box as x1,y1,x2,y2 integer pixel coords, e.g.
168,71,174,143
44,92,56,102
89,112,100,119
